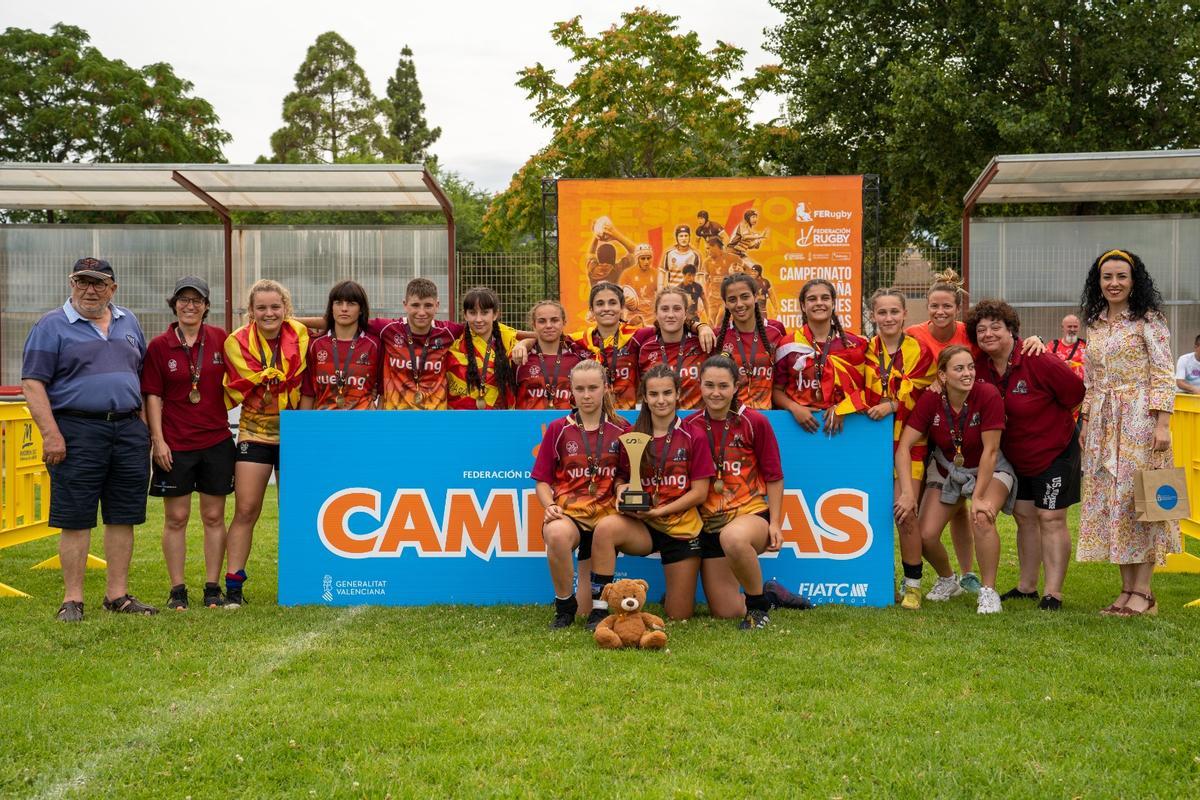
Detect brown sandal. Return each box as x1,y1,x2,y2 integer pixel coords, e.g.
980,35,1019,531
1114,591,1157,617
1100,590,1133,615
102,594,159,615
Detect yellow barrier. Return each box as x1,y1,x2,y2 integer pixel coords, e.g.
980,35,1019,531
1159,394,1200,605
0,399,104,598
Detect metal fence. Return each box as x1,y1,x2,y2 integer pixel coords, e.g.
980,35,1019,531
454,251,556,326
1,225,449,385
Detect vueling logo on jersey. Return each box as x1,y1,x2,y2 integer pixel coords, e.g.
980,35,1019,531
317,487,872,559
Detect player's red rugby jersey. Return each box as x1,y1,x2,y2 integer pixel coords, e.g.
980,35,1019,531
371,318,464,410
301,332,382,410
513,342,591,410
774,324,868,410
572,324,639,409
629,326,707,409
682,405,783,531
531,414,631,528
446,323,519,409
906,381,1006,470
630,418,715,538
716,318,787,409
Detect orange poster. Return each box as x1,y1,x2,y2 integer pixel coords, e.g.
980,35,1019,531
557,176,864,334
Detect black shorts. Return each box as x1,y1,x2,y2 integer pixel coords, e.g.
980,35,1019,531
569,518,595,561
699,510,770,558
149,438,236,497
1016,436,1081,511
648,527,701,564
236,440,280,469
48,415,149,529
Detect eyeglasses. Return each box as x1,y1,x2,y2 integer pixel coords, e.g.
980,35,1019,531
175,297,206,308
71,278,113,292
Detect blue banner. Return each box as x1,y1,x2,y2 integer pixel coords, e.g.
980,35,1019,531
279,410,895,607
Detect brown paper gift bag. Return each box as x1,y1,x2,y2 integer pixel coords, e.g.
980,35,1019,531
1133,467,1190,522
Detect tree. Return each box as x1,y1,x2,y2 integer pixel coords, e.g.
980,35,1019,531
266,32,390,163
0,23,230,221
763,0,1200,246
384,45,441,164
0,23,229,164
483,8,765,249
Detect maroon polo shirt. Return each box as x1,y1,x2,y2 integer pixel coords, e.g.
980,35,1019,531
142,322,232,451
974,339,1085,476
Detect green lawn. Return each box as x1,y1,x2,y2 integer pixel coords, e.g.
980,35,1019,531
1,495,1198,799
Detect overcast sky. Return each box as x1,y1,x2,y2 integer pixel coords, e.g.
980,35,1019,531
5,1,785,192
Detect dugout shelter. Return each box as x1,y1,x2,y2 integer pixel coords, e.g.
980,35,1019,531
962,149,1200,356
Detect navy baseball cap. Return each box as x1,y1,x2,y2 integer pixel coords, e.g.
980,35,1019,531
70,257,115,282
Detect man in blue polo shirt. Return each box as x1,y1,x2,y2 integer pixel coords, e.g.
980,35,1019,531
22,258,158,621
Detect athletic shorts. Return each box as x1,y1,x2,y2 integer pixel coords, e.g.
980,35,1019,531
561,516,595,561
48,415,149,529
149,438,236,497
700,510,770,559
648,527,701,564
1016,436,1081,511
236,440,280,469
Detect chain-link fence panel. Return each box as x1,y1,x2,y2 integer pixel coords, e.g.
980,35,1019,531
454,252,556,327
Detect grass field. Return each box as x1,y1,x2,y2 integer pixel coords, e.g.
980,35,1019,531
1,495,1198,799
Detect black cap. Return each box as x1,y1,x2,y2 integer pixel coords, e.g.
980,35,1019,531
171,275,210,301
70,257,115,282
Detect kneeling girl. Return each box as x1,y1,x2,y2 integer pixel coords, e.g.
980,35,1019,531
587,364,714,627
684,355,802,630
532,360,630,628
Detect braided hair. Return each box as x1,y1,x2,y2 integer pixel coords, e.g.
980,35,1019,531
714,273,776,367
799,278,847,347
632,363,681,435
462,287,516,404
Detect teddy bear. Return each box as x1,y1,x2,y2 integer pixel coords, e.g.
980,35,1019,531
593,578,668,650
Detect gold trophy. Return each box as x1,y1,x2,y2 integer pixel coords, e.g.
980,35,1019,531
617,432,654,512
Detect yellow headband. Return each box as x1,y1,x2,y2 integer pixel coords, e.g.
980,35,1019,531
1099,249,1133,265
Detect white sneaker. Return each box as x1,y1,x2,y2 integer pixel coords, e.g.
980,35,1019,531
977,586,1002,614
926,575,966,601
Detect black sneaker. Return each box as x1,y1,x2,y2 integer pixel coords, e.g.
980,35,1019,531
225,585,245,609
1038,595,1063,611
166,584,188,611
763,579,813,611
549,597,577,629
739,608,770,630
585,607,608,631
202,583,226,608
999,587,1039,602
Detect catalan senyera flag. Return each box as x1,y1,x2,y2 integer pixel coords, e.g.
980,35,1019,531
777,326,869,414
224,319,309,411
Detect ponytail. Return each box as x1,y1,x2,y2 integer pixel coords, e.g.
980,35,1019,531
491,319,516,407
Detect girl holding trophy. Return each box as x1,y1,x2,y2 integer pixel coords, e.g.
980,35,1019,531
586,365,714,628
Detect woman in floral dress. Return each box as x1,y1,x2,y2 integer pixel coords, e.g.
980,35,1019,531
1078,249,1181,616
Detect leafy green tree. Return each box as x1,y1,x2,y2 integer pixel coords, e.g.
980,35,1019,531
764,0,1200,246
384,45,441,164
0,23,230,221
483,8,764,249
266,31,390,163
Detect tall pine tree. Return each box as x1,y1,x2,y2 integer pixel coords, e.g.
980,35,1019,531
384,45,440,164
266,31,389,163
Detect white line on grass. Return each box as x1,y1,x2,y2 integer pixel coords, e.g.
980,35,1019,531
30,606,367,800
